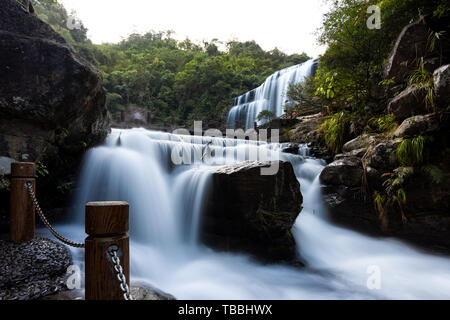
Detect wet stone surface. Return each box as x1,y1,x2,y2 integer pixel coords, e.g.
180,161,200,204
0,238,71,300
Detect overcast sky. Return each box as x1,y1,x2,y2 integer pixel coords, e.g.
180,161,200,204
59,0,329,57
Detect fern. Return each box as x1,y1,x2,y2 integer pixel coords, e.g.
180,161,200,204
318,112,348,154
408,61,436,111
396,136,425,167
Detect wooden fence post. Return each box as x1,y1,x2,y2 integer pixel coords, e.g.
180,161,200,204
85,201,130,300
10,162,36,243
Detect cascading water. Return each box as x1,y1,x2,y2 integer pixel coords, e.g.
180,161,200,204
43,128,450,299
226,59,317,130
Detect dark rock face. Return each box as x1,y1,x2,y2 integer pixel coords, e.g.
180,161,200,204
288,113,332,162
0,0,109,185
383,19,430,82
368,139,402,171
387,85,427,120
202,161,302,262
434,64,450,108
342,134,376,153
393,114,440,138
320,157,363,188
0,238,71,300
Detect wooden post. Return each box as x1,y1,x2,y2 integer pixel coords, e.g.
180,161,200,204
10,162,36,243
254,122,258,131
235,120,239,130
85,201,130,300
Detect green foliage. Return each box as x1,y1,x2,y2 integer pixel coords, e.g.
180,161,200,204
318,111,348,154
316,0,446,113
408,62,436,111
421,164,444,184
256,110,276,122
367,115,398,134
34,2,310,126
36,161,49,177
396,136,425,167
57,181,73,194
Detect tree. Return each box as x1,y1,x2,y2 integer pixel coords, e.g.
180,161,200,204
257,110,276,122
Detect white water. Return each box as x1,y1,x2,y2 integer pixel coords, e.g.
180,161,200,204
45,128,450,300
226,59,317,130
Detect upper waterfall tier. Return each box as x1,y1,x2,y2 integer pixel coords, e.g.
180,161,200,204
226,59,318,130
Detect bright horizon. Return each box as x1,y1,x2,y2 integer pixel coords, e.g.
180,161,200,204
59,0,329,57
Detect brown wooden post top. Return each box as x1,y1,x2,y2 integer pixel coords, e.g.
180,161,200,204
11,162,36,178
85,201,129,236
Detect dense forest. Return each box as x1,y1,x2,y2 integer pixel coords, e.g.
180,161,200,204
34,0,310,127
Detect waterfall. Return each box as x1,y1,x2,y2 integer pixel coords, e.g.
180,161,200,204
45,128,450,300
226,59,317,130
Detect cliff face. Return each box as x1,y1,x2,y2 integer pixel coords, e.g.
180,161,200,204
0,0,110,228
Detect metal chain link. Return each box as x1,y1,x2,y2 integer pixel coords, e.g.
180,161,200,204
24,182,85,248
107,245,133,300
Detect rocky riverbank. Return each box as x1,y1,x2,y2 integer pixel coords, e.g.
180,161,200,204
268,16,450,254
0,238,71,300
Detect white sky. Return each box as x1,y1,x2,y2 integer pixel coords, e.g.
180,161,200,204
59,0,329,57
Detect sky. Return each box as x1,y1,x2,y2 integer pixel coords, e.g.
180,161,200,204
59,0,329,57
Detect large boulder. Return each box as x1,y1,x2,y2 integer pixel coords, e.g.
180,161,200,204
434,64,450,108
0,0,109,178
342,134,376,153
320,157,363,187
368,139,402,171
387,85,427,120
0,238,71,300
393,113,440,138
383,19,430,82
202,161,302,262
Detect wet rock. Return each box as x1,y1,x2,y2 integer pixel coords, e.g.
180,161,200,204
335,148,368,161
393,113,440,138
434,64,450,108
320,157,363,187
130,283,176,300
368,139,402,171
387,85,427,120
342,135,375,153
0,238,71,300
281,143,299,155
40,282,176,300
0,0,110,214
203,161,302,262
383,19,430,82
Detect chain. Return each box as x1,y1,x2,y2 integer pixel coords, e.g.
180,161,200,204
24,182,85,248
107,245,133,300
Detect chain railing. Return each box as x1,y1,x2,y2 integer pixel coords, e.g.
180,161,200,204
24,181,85,248
107,245,133,300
